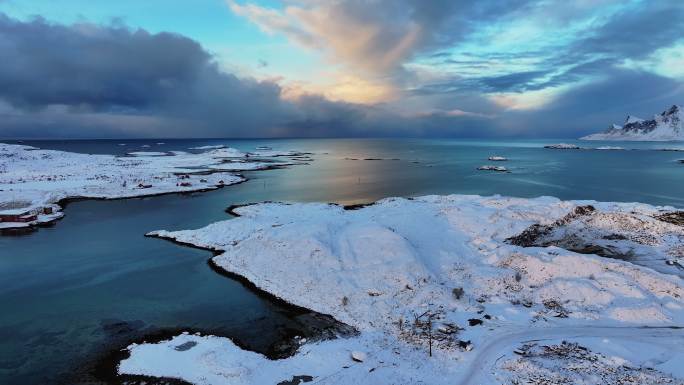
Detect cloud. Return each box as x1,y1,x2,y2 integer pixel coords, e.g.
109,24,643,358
0,12,511,139
227,0,683,127
227,0,532,102
228,0,434,73
424,1,684,96
1,0,683,140
494,69,684,137
0,13,391,138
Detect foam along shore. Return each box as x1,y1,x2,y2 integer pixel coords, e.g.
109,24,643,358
123,195,684,384
0,143,305,230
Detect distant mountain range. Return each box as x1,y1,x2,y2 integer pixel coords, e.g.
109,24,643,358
581,105,683,141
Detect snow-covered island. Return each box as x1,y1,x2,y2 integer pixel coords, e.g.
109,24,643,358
476,165,509,172
487,156,507,161
581,105,683,141
0,143,306,230
543,143,582,149
120,195,684,384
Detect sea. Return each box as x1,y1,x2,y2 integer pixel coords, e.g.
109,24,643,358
1,138,683,384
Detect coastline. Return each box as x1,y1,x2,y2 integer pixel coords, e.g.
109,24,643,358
74,233,355,385
4,138,684,384
122,194,684,384
0,143,309,232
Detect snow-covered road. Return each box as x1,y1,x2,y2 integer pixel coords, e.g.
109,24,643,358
459,325,684,385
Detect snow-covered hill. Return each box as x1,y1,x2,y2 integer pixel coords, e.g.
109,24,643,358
121,196,684,384
581,105,683,141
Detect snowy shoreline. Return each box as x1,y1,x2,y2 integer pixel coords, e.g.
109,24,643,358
121,194,684,384
0,143,308,231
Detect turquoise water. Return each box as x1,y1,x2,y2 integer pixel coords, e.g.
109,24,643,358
1,138,683,384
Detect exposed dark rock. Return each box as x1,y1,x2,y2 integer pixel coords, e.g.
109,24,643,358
656,211,684,226
458,340,473,351
343,202,374,211
506,205,596,247
602,233,628,240
278,375,314,385
543,299,570,318
468,318,483,326
174,341,197,351
452,287,464,300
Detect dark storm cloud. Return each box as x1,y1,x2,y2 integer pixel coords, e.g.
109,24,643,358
0,14,382,138
0,14,211,110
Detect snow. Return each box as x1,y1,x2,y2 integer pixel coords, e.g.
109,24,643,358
492,332,683,384
625,115,644,124
477,165,509,172
0,143,304,230
595,146,625,150
350,351,366,362
582,105,683,141
123,195,684,384
190,145,227,150
203,148,247,157
247,149,304,157
487,156,507,161
544,143,582,149
126,151,169,156
186,146,304,158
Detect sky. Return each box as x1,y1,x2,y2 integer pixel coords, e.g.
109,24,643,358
0,0,683,138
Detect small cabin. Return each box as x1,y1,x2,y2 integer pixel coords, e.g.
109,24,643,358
18,214,37,222
0,212,37,223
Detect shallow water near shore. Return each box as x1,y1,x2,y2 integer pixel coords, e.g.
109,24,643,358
1,138,683,384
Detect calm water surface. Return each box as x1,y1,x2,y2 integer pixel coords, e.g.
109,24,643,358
1,138,683,384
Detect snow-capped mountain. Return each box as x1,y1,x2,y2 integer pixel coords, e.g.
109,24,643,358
581,105,683,141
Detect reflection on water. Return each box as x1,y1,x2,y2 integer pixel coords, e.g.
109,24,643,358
1,138,682,383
